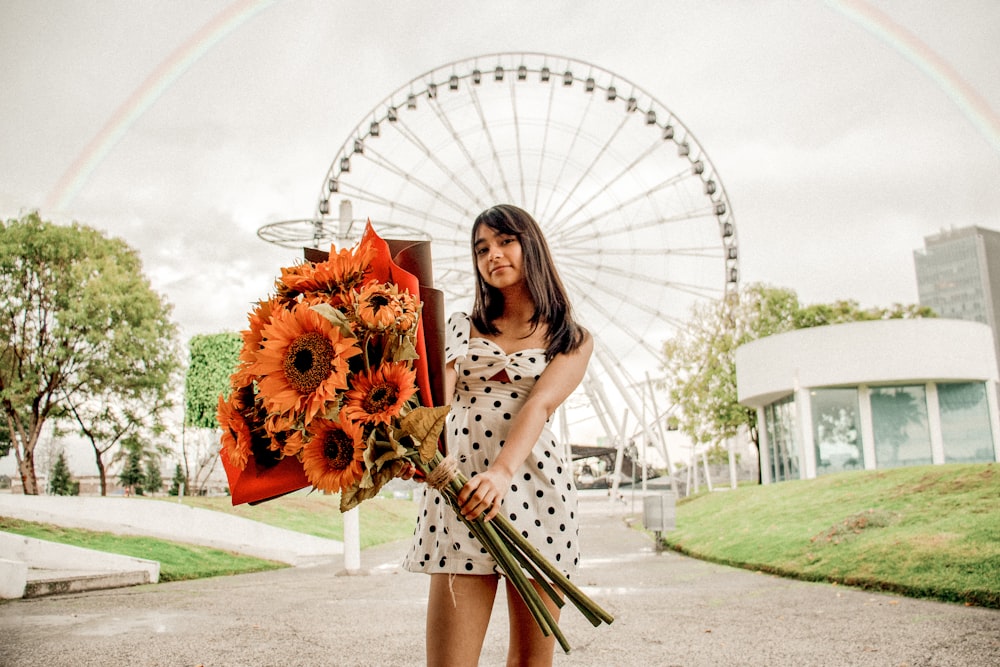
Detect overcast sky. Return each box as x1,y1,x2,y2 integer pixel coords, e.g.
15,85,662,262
3,0,998,341
2,1,999,472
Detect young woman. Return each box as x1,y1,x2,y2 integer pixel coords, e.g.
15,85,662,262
403,204,593,666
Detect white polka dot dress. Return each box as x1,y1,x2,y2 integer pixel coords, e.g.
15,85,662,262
402,312,580,577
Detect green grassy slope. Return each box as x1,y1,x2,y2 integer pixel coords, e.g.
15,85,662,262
662,463,999,607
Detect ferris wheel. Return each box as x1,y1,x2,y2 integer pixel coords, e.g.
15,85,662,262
259,53,739,473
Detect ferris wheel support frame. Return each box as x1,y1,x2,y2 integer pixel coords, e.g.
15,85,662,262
592,343,677,498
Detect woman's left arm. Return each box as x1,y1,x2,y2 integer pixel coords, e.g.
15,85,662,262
456,332,594,521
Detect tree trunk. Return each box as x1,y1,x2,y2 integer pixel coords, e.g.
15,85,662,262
10,417,41,495
748,421,762,485
18,451,38,495
94,449,108,496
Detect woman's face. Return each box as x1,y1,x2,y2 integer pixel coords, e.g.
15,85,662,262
474,224,524,291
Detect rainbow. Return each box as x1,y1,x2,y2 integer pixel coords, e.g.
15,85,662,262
44,0,277,212
826,0,1000,155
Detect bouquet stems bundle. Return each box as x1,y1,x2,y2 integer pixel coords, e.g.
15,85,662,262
412,450,614,653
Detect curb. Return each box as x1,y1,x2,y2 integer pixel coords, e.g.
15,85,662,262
0,531,160,599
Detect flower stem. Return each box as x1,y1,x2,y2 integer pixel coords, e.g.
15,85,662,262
492,513,614,626
414,451,614,650
435,452,613,627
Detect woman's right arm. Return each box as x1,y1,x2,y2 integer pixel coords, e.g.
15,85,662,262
443,359,457,404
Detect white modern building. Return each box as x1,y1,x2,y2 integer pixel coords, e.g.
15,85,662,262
735,319,1000,484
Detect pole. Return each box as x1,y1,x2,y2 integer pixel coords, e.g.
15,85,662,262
728,436,738,489
343,506,361,574
702,451,714,492
645,371,677,494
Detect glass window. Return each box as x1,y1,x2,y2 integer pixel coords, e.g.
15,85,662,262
938,382,996,463
811,388,863,475
765,395,799,482
870,385,932,469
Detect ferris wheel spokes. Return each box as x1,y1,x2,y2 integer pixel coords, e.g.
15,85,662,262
260,53,739,468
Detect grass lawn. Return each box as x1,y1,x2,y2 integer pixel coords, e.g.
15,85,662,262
171,490,418,548
661,462,1000,608
0,516,285,582
0,489,419,583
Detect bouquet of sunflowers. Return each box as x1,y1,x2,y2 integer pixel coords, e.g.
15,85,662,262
217,221,447,508
216,222,611,652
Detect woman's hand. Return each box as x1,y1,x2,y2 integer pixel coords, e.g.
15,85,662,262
456,468,512,522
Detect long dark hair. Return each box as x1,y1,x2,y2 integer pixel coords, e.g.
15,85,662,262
469,204,586,360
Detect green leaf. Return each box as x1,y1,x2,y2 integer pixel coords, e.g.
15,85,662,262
391,336,420,362
310,303,354,338
400,405,451,462
363,430,407,470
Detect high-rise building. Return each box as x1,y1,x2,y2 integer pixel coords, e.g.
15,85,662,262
913,226,1000,367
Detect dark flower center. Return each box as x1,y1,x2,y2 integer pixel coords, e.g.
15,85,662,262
364,384,398,414
369,294,390,309
284,332,334,393
324,429,355,471
249,426,281,468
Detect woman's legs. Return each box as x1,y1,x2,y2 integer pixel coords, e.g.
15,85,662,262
504,578,562,667
426,573,499,667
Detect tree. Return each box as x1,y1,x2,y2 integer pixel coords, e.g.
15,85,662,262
66,367,177,496
661,283,936,465
48,450,79,496
662,284,800,450
118,440,145,496
183,333,241,494
168,462,186,496
0,212,180,494
145,459,163,495
793,300,936,328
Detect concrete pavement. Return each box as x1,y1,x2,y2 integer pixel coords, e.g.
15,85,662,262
1,493,998,666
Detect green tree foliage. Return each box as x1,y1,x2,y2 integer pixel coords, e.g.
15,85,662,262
182,332,241,493
145,459,164,495
168,462,186,496
661,283,936,454
48,451,79,496
662,284,799,449
0,212,181,494
118,441,145,495
185,333,241,428
793,300,936,328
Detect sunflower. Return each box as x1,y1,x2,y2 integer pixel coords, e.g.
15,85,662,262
342,362,418,426
270,428,305,458
278,261,316,290
282,243,376,299
353,282,402,330
217,392,253,470
250,302,361,426
233,298,279,388
300,414,366,493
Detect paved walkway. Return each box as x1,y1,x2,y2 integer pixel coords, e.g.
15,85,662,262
1,494,998,666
